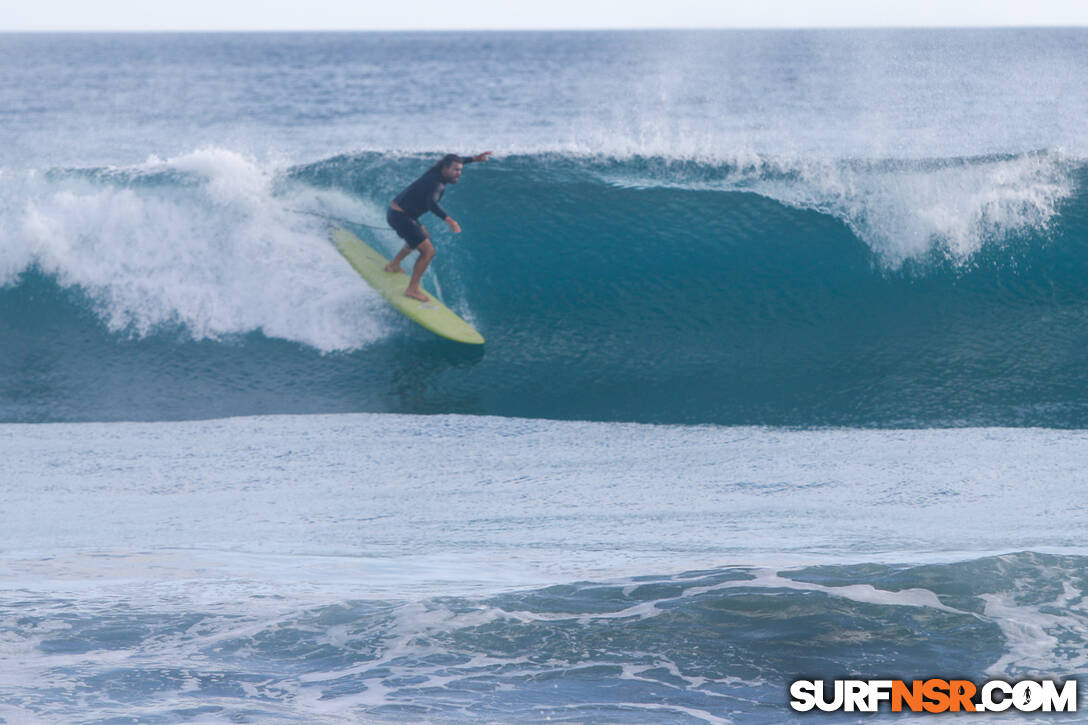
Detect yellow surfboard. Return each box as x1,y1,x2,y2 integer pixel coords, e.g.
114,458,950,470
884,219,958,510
332,228,485,345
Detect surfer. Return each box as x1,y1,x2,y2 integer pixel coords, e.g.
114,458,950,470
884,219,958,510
384,151,492,302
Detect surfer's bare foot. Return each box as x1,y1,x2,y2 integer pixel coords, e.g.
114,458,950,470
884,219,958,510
405,287,430,302
384,262,402,274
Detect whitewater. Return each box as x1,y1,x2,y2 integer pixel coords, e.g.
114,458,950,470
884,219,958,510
2,29,1088,723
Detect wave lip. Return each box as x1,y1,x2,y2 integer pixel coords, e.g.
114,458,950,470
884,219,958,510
584,148,1080,265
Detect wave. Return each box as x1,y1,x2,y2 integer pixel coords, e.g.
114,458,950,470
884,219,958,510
0,148,397,350
2,147,1087,424
4,551,1085,723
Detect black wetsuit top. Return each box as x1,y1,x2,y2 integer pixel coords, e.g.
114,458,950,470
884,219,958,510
393,156,476,220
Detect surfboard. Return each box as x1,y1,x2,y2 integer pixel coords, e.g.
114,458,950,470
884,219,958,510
331,228,485,345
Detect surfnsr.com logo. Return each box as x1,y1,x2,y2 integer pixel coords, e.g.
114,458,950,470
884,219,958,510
790,679,1077,713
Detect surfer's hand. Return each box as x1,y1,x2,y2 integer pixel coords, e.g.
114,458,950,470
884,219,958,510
473,151,492,162
446,217,462,233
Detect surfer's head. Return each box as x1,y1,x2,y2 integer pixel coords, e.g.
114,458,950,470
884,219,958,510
434,154,464,183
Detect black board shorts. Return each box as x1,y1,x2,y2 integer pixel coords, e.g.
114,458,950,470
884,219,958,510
387,207,428,249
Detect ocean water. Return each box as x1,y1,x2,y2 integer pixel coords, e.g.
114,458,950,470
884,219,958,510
2,29,1088,722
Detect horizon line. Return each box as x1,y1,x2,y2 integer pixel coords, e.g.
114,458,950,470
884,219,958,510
2,24,1087,34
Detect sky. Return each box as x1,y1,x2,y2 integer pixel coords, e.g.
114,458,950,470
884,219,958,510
3,0,1088,32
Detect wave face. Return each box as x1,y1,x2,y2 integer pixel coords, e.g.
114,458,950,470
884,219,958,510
2,148,1087,425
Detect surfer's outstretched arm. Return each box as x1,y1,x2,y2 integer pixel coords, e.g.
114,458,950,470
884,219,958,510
434,153,488,232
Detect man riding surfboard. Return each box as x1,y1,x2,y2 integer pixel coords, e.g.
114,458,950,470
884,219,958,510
384,151,492,301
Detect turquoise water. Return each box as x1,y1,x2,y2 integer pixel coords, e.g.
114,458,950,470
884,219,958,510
5,151,1087,425
2,30,1087,723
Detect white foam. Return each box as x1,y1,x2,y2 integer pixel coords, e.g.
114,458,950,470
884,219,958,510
4,415,1088,596
2,148,400,351
982,561,1088,678
599,150,1079,266
3,415,1087,716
